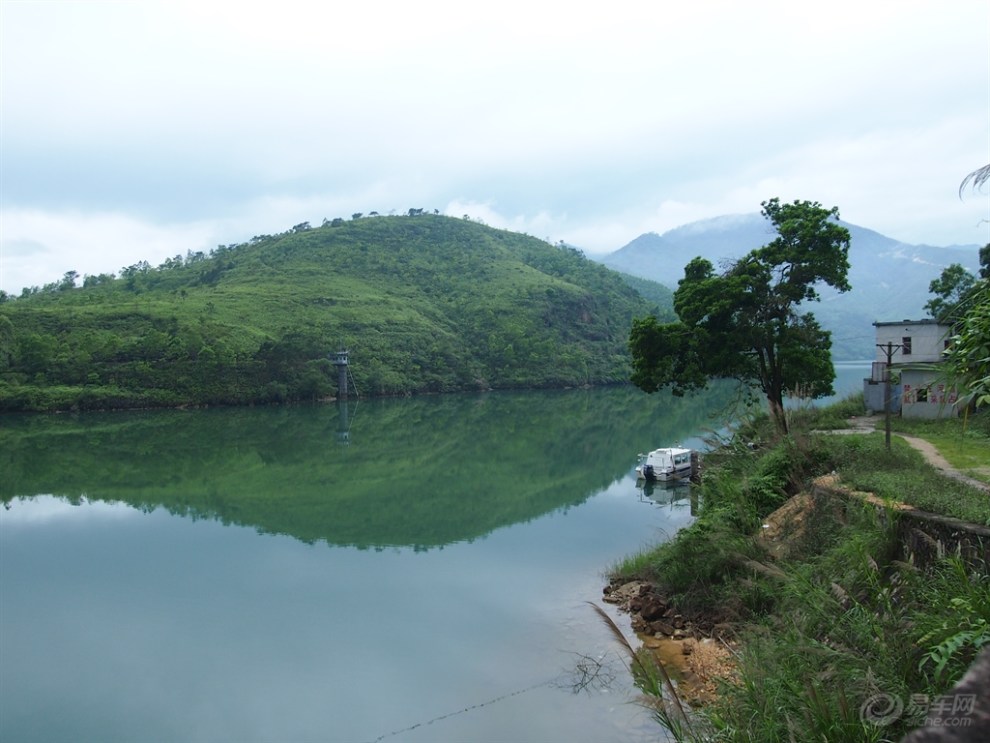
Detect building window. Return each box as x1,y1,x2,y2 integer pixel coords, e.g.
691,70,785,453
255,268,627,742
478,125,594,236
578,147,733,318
902,336,912,355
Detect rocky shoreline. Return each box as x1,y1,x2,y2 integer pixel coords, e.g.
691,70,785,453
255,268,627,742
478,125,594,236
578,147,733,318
603,580,709,638
602,579,737,705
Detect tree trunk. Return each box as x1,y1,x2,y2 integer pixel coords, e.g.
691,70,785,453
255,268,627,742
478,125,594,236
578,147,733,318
768,393,788,434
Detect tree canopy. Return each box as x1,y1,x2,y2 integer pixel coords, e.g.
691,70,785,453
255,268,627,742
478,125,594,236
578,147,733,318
925,245,990,322
629,198,851,432
925,263,977,322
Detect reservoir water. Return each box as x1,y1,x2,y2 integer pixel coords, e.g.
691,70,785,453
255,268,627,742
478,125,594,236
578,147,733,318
0,369,867,742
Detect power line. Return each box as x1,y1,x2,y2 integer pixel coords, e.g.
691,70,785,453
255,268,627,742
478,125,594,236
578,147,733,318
364,678,555,743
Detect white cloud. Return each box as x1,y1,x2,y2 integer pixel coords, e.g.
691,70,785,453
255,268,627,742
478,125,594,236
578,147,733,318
1,0,988,290
442,199,561,240
0,209,220,292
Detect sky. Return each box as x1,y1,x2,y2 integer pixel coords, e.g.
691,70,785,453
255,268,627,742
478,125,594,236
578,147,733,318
2,0,989,295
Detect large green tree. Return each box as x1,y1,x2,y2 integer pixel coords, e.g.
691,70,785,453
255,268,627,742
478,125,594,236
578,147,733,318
925,240,990,322
629,198,851,433
925,263,977,322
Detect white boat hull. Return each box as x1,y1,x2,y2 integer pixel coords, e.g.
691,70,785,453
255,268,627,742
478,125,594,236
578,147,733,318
635,463,693,481
635,447,695,482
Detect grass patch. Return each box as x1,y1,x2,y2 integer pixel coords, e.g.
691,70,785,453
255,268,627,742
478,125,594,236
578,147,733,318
707,550,990,742
815,433,990,525
793,391,867,430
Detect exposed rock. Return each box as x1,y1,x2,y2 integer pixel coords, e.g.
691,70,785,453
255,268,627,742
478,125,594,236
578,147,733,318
602,579,651,605
639,596,668,621
602,579,738,706
651,621,675,636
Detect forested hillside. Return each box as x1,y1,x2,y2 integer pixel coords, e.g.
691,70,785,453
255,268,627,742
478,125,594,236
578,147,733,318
0,215,670,411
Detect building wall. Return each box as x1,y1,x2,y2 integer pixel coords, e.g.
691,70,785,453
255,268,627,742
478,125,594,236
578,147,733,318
874,321,950,364
900,368,961,419
871,320,960,419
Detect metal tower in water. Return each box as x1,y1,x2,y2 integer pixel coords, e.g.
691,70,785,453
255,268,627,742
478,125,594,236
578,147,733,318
331,349,349,399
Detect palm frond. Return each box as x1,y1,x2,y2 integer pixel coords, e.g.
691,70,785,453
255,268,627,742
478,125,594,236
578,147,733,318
959,164,990,198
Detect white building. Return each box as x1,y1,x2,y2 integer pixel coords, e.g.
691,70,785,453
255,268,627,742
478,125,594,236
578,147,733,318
865,319,961,419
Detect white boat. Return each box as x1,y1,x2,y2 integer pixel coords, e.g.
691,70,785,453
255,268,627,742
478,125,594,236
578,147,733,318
635,447,695,482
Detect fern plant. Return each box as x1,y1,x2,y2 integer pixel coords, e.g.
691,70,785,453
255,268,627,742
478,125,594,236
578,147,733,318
917,561,990,683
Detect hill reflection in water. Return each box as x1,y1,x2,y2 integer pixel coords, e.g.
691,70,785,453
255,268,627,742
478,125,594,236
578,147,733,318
1,385,737,548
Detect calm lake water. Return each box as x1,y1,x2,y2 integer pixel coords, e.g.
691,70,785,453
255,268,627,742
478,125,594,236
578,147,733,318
0,369,867,743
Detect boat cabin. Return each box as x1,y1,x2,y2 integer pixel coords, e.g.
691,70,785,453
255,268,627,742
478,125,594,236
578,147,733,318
636,447,694,482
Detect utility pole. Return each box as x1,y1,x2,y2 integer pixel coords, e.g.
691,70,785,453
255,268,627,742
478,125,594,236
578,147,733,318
877,341,901,450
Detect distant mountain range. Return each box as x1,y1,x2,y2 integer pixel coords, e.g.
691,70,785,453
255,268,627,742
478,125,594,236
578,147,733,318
596,213,985,359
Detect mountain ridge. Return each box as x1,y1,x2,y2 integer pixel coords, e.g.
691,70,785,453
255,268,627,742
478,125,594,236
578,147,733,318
597,213,984,358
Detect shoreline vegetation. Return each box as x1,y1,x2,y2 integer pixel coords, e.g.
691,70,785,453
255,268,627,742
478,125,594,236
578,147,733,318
605,394,990,742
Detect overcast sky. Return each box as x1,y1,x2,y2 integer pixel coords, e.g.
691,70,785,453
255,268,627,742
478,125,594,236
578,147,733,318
2,0,988,294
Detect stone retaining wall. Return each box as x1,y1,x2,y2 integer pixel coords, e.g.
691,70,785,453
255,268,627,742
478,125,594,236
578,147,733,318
812,476,990,572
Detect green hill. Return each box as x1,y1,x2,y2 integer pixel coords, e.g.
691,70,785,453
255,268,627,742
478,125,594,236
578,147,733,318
0,215,671,411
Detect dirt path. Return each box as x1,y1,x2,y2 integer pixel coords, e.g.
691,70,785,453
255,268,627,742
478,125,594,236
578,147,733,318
826,415,990,494
897,434,990,493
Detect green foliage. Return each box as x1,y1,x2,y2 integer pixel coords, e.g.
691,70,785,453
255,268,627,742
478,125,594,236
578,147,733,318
629,317,708,396
794,392,866,430
0,215,658,411
612,273,675,320
629,198,851,433
709,526,915,743
925,262,976,321
916,561,990,683
742,442,796,513
941,278,990,409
